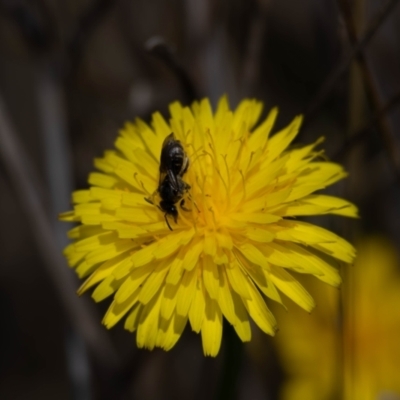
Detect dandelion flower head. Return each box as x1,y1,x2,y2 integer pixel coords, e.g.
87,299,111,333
273,237,400,400
60,96,357,356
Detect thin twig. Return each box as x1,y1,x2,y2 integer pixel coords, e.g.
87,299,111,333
0,0,54,51
337,0,400,180
145,36,199,103
0,95,120,371
333,90,400,162
338,0,384,113
303,0,400,126
68,0,116,73
240,1,269,97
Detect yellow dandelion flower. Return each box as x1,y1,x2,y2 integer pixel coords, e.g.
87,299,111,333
59,96,357,356
273,237,400,400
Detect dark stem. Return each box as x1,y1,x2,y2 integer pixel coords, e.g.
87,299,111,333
303,0,400,127
68,0,116,74
145,36,199,103
216,322,244,400
0,0,55,51
336,0,400,181
0,95,120,371
240,1,269,97
333,90,400,162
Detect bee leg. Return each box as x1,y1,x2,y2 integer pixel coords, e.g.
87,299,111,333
144,188,159,206
149,197,163,213
180,199,192,212
164,213,173,231
185,193,200,212
144,197,154,205
193,201,200,212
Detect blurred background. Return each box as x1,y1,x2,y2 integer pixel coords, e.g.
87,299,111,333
1,0,400,399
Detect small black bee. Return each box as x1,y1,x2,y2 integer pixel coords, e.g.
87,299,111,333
145,133,191,230
159,133,189,193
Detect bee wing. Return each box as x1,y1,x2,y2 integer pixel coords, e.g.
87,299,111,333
181,156,189,176
162,133,175,146
159,170,168,185
166,170,180,192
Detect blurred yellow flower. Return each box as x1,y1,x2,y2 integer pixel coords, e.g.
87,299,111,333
59,97,357,356
274,236,400,400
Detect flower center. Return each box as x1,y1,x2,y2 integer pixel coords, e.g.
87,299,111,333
182,132,250,231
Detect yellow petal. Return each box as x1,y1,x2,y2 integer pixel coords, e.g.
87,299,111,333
201,295,223,357
202,256,220,300
217,267,236,325
242,279,277,335
188,277,205,332
88,172,117,188
266,115,302,162
136,289,162,350
157,312,188,351
72,190,91,203
176,267,198,317
114,264,153,303
103,286,140,328
269,265,315,312
78,254,130,294
274,220,356,263
225,260,251,299
248,107,278,152
231,290,251,342
160,280,181,320
85,239,136,266
124,304,142,332
138,261,170,304
92,274,121,302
